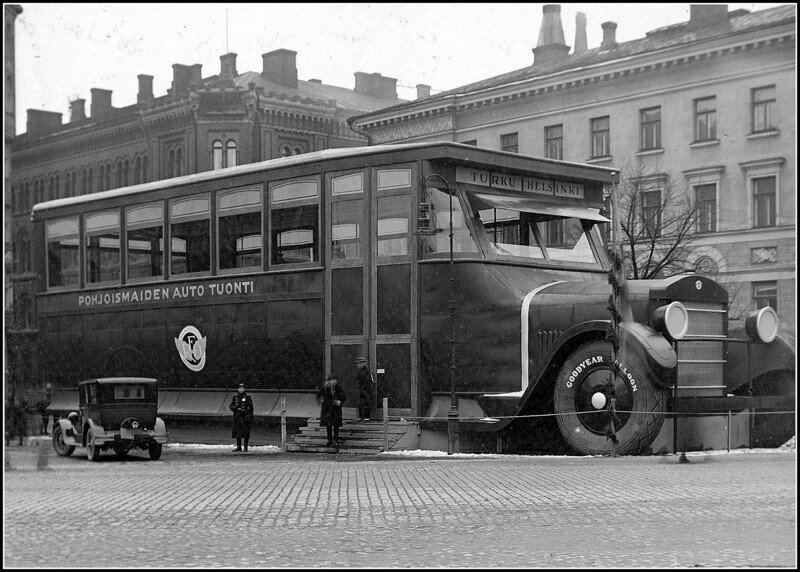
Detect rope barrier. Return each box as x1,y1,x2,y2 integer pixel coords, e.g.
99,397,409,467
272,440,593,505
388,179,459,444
374,408,796,423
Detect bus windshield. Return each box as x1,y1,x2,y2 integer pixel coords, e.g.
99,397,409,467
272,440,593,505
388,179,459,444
471,194,606,266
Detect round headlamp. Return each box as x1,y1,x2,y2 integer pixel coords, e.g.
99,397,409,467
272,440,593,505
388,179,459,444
653,301,689,340
745,306,779,343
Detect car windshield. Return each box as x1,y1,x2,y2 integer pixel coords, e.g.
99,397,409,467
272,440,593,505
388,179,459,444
476,207,603,266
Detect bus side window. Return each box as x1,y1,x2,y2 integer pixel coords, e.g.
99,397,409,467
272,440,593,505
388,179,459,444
269,179,319,266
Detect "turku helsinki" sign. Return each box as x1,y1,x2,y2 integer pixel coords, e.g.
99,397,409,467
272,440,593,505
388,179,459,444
456,166,584,199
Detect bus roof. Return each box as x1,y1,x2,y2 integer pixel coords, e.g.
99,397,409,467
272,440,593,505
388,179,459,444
31,141,620,216
78,377,158,386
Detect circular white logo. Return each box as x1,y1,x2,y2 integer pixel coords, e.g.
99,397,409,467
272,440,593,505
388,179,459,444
696,280,703,290
132,421,139,429
174,326,207,372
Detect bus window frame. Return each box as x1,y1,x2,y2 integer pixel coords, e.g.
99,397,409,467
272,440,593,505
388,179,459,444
267,176,322,271
463,187,610,272
328,169,367,269
83,208,123,289
374,167,413,264
168,194,212,279
417,182,486,261
125,201,166,284
215,184,264,275
45,215,82,292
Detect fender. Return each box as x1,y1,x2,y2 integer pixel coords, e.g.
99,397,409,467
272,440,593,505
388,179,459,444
56,418,79,446
617,322,677,388
84,419,109,445
725,326,796,393
153,417,168,443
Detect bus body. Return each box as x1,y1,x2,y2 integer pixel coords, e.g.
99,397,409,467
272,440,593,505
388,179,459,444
31,142,795,454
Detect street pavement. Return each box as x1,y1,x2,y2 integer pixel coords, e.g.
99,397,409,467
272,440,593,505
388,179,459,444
3,439,796,568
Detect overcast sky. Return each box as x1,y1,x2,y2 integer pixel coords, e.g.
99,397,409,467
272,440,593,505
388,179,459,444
11,3,783,134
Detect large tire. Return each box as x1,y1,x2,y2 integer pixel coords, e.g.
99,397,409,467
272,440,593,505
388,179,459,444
148,442,162,461
553,340,667,456
52,424,75,457
86,430,101,462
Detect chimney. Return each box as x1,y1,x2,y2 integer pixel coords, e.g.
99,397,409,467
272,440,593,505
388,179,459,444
90,88,113,118
533,4,570,64
220,53,237,80
416,84,431,99
69,98,86,123
26,109,62,134
137,74,153,103
353,72,397,99
688,4,729,30
574,12,587,54
261,49,298,88
170,63,202,96
601,21,618,50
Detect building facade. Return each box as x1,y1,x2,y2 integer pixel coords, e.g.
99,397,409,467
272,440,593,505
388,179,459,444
6,47,412,393
351,3,796,333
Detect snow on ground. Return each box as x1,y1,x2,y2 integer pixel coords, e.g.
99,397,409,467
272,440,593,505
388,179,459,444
165,443,283,454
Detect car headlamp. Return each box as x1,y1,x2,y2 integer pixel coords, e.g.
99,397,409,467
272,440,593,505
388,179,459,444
653,301,689,341
745,306,779,343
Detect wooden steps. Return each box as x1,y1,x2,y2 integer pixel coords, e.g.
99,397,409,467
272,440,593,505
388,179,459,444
286,419,414,454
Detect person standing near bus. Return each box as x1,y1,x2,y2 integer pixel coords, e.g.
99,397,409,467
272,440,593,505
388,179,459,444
318,374,346,447
356,356,376,421
229,383,254,452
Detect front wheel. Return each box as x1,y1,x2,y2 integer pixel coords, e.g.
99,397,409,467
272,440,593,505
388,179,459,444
553,340,667,456
52,424,75,457
148,442,162,461
86,430,101,462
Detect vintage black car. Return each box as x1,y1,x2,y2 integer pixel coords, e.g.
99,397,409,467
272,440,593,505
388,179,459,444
51,378,168,461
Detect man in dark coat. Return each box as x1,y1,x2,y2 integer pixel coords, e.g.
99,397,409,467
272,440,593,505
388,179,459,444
229,383,254,452
38,383,52,435
356,356,376,421
318,374,346,447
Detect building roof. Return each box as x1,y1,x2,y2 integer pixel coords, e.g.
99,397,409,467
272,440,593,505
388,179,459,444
351,4,796,121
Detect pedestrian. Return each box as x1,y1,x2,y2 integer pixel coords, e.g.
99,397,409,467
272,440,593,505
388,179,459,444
229,383,254,452
355,356,376,421
38,383,52,435
12,395,28,447
318,374,346,447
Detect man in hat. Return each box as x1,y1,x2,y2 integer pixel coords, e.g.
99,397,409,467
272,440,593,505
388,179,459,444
229,383,254,452
318,374,346,447
356,356,376,421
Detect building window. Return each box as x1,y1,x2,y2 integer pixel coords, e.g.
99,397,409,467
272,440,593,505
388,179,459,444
15,229,30,273
226,140,237,167
126,203,164,281
641,190,662,237
695,183,716,233
591,116,610,158
693,256,718,275
116,160,124,188
752,176,776,228
545,125,563,160
105,162,112,190
134,157,142,184
217,188,262,271
269,179,320,265
142,155,148,183
87,168,94,193
48,176,55,201
461,139,477,146
85,210,121,285
500,132,518,153
123,159,130,187
752,281,777,311
98,166,105,191
212,140,224,170
170,196,210,276
694,97,717,141
46,217,80,289
751,85,776,133
640,107,661,150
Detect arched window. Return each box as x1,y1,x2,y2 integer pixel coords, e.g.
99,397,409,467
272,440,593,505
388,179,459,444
168,149,176,178
293,145,304,155
88,168,94,193
280,144,292,157
24,182,30,211
123,159,130,187
55,175,61,198
71,171,77,197
105,162,112,190
116,160,124,188
49,176,55,201
98,165,105,192
212,140,223,170
142,155,148,183
64,173,70,198
694,256,719,276
134,157,142,184
226,140,237,168
176,148,184,176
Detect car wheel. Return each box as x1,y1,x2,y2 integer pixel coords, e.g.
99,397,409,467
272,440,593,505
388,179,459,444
148,442,162,461
51,424,75,457
86,430,101,462
553,340,667,456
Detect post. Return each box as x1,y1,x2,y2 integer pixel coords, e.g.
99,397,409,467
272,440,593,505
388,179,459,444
727,410,731,452
447,179,460,455
280,397,287,452
383,397,389,452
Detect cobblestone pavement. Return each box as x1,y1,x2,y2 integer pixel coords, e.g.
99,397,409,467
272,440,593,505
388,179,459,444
3,442,796,568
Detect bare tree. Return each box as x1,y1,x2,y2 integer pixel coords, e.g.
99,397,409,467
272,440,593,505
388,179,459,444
613,164,702,280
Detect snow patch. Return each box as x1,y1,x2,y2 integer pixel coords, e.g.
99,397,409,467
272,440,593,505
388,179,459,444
165,443,282,454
